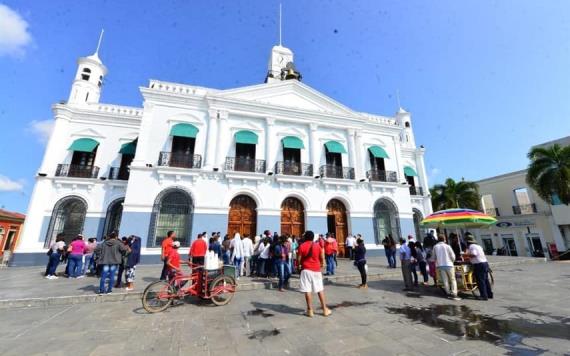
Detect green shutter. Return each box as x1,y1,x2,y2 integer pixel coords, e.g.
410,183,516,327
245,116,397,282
368,145,389,159
235,130,258,144
170,123,199,138
68,138,99,152
404,166,418,177
119,140,137,155
324,140,347,154
281,136,304,149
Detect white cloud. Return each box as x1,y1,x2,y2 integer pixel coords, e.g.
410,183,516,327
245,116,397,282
0,4,32,57
0,174,24,192
428,167,441,182
28,119,54,144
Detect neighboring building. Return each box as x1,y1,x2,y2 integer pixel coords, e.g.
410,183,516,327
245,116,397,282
474,136,570,257
13,40,432,266
0,209,26,264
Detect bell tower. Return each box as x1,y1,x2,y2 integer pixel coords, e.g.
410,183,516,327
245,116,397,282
68,30,108,106
265,4,301,83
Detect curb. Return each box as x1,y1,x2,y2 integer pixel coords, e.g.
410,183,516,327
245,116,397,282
0,258,545,309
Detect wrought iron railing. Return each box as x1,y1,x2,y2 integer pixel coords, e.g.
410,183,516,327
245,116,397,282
409,186,424,196
274,161,313,176
158,152,202,169
319,165,355,180
513,203,537,215
366,169,398,182
225,157,266,173
55,164,99,178
108,167,130,180
484,207,500,217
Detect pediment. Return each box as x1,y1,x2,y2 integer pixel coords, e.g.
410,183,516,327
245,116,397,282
215,81,356,116
71,128,105,139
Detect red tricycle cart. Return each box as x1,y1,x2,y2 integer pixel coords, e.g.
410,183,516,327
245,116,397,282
142,263,237,313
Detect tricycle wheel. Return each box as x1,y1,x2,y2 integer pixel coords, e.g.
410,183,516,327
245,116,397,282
142,281,174,313
209,275,236,306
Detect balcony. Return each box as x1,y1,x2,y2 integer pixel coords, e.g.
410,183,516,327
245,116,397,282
55,164,99,179
513,203,537,215
274,161,313,176
484,207,500,217
108,167,130,180
366,169,397,183
225,157,266,173
409,186,424,196
319,165,355,180
158,152,202,169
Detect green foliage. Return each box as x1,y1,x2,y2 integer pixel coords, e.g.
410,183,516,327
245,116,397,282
430,178,480,211
526,144,570,205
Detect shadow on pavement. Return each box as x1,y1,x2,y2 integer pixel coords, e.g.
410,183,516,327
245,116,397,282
251,301,305,316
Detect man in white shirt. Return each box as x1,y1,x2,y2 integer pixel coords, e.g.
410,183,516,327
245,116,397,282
433,234,460,300
345,234,356,260
465,233,493,300
230,233,244,280
399,238,414,291
241,234,254,277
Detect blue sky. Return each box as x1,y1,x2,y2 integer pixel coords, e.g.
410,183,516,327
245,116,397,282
1,1,569,214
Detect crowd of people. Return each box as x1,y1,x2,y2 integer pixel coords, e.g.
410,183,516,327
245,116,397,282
44,226,492,308
393,231,493,301
44,232,141,294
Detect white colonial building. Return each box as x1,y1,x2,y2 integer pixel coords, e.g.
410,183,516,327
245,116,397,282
13,42,432,265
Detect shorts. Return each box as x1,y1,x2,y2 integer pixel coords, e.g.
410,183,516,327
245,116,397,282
299,270,324,293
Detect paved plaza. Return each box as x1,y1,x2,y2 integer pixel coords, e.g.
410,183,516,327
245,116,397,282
0,260,569,355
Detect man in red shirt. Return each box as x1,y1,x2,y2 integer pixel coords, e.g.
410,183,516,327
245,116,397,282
189,233,208,266
160,231,176,280
166,241,182,281
324,234,338,276
297,231,331,318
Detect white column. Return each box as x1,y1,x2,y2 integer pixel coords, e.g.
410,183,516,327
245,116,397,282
415,149,429,192
309,123,320,177
346,129,357,179
215,111,228,169
392,135,404,183
354,130,364,180
38,115,70,174
204,110,218,169
131,102,154,167
265,118,275,173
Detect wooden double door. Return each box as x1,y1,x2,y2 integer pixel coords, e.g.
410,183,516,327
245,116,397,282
227,195,257,237
280,197,305,237
326,199,348,257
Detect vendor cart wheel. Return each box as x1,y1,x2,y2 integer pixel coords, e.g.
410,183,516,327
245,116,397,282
210,275,236,306
142,281,174,313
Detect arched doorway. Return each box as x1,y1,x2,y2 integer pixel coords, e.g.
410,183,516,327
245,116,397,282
326,199,348,257
44,196,87,247
228,195,257,237
373,198,401,244
104,198,124,237
148,188,193,247
412,208,424,242
280,197,305,237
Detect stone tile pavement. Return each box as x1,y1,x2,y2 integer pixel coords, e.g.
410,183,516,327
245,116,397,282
0,261,568,355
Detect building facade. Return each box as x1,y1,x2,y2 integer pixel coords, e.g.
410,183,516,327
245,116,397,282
13,43,432,266
0,209,25,265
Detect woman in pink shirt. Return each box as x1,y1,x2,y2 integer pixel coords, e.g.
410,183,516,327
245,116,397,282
67,235,87,278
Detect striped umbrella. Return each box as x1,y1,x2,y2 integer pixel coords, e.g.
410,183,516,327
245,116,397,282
420,208,497,228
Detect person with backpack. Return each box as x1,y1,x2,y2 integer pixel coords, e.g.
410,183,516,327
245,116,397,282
297,231,331,318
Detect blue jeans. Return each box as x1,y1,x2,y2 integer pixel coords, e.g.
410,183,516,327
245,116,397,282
234,257,243,279
325,254,335,275
82,254,94,274
257,258,267,277
46,252,61,276
99,264,118,294
389,249,397,268
223,251,230,265
277,260,289,289
68,254,83,278
473,262,493,299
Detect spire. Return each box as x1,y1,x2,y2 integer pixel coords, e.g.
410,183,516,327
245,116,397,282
396,89,407,113
87,29,104,64
95,29,104,56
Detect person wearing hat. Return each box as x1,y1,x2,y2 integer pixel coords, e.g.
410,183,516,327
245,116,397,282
464,232,493,300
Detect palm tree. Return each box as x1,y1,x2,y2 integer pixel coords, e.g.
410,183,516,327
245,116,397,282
526,143,570,205
430,178,480,211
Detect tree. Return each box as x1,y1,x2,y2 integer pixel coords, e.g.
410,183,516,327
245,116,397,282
430,178,480,211
526,143,570,205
